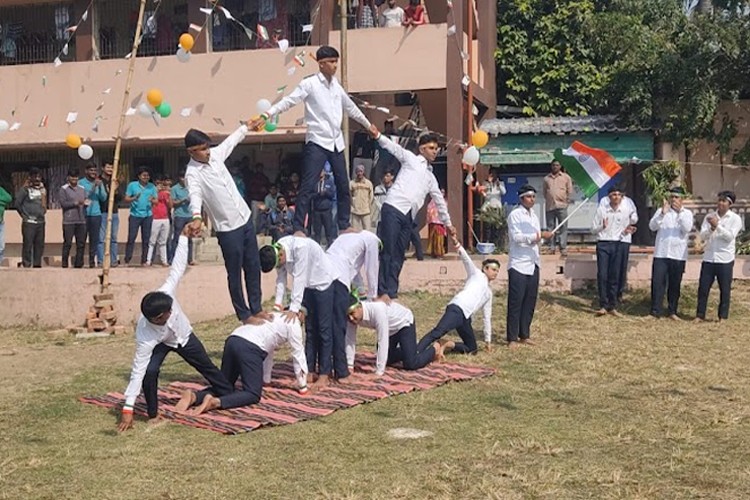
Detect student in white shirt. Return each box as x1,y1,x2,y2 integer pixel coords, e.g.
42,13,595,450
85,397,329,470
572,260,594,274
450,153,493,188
695,190,743,322
184,126,267,325
118,226,232,432
648,186,694,320
250,46,372,236
326,231,382,301
176,313,310,415
592,186,638,317
506,185,552,348
599,192,639,301
346,295,441,376
259,235,347,387
367,125,456,298
417,233,498,354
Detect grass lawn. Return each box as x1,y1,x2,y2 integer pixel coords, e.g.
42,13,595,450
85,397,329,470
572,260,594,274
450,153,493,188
2,284,750,499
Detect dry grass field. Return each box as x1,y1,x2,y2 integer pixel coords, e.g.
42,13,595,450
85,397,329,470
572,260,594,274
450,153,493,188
2,284,750,499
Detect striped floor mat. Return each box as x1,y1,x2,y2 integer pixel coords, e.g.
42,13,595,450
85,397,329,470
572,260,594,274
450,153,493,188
80,353,495,435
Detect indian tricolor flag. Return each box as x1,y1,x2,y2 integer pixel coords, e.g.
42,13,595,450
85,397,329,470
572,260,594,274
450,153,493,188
554,141,621,197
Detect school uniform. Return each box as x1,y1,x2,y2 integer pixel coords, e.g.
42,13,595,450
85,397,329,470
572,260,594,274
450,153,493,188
649,207,694,317
696,210,742,320
417,245,492,354
275,236,345,378
346,301,435,375
266,73,372,233
186,125,262,322
506,205,541,342
122,236,231,418
375,134,452,298
592,202,636,311
599,195,638,299
193,314,309,409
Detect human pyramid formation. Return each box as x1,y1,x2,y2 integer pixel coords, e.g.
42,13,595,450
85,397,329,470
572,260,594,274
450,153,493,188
116,46,742,432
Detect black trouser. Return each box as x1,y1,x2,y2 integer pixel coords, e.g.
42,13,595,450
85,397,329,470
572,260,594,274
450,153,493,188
417,304,478,354
596,240,622,311
303,284,336,377
195,336,267,410
696,261,734,320
86,215,101,267
389,324,436,369
125,215,152,264
62,223,86,268
311,209,335,246
616,242,631,300
296,142,350,233
21,221,45,268
215,218,262,321
142,333,231,418
506,266,539,342
168,216,193,264
331,280,350,378
410,222,424,260
650,257,686,316
378,203,413,298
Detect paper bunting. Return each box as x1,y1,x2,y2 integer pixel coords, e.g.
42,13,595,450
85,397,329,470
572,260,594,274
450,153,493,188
257,24,269,41
124,52,132,59
42,76,47,87
294,117,305,126
287,67,296,76
293,53,306,67
66,26,77,34
180,107,192,118
276,85,287,94
66,112,78,124
447,0,453,8
9,122,21,131
460,50,469,61
125,107,136,116
213,118,225,126
461,74,470,87
189,23,203,33
219,6,234,20
91,117,100,132
199,7,213,15
243,26,254,41
278,39,289,53
376,107,390,114
38,115,49,128
302,24,313,33
115,69,122,76
96,101,105,111
447,25,456,36
82,9,88,22
102,88,111,94
54,57,62,67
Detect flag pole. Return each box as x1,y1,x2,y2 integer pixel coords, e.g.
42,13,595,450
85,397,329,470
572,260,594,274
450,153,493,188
549,194,596,235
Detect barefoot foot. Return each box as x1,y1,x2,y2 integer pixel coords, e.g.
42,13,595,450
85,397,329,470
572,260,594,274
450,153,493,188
174,389,196,412
188,394,221,416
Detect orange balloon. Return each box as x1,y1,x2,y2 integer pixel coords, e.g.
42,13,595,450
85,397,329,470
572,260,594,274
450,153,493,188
65,133,82,149
472,130,489,148
179,33,195,52
147,88,163,108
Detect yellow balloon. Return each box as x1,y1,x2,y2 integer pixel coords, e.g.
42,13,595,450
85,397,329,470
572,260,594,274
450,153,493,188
65,133,82,149
147,88,163,108
472,130,489,148
179,33,195,52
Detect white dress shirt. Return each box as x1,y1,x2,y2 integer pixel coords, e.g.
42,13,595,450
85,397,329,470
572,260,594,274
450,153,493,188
345,301,414,376
592,202,637,242
326,231,380,299
230,314,308,388
380,6,405,27
377,135,452,226
649,207,694,261
123,236,193,408
186,125,251,232
598,195,638,243
449,246,493,342
507,205,541,275
700,210,742,264
275,236,338,312
266,73,371,152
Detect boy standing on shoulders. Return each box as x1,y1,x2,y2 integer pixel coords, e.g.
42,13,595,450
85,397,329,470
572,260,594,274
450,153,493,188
118,225,232,432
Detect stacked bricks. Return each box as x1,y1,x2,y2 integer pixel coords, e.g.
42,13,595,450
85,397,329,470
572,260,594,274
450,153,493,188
66,293,126,336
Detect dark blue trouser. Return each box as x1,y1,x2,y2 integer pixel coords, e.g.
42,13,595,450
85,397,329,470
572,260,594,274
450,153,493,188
596,240,622,311
168,216,193,264
616,241,631,299
389,324,436,369
125,215,152,264
194,336,267,409
696,261,734,320
506,266,539,342
650,257,685,316
86,215,101,267
417,304,478,354
303,284,335,376
378,203,413,298
216,218,262,321
296,142,350,233
62,223,86,268
142,333,231,418
312,209,336,246
331,280,351,378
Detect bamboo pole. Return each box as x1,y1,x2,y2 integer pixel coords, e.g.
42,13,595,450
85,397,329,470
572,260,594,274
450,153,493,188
101,0,148,293
466,0,475,250
340,0,350,172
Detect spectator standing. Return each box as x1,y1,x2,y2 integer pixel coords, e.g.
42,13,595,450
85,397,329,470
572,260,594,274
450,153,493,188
147,178,171,266
542,159,574,257
379,0,405,27
426,190,447,258
78,162,106,268
357,0,378,28
16,167,47,268
169,170,193,265
284,172,301,208
98,161,123,267
312,168,336,246
372,168,394,232
349,164,374,231
58,168,87,269
123,167,158,266
247,162,271,229
403,0,428,26
0,184,11,265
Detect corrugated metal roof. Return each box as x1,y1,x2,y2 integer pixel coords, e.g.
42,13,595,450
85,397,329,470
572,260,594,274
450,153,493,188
480,115,649,135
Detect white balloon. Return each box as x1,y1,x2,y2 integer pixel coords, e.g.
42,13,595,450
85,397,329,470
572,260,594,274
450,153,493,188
78,144,94,160
0,120,8,132
256,98,272,114
462,146,480,166
138,103,153,117
176,47,191,63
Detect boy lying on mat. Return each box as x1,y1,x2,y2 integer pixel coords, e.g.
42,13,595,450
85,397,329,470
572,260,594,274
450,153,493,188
346,294,444,377
175,312,309,415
